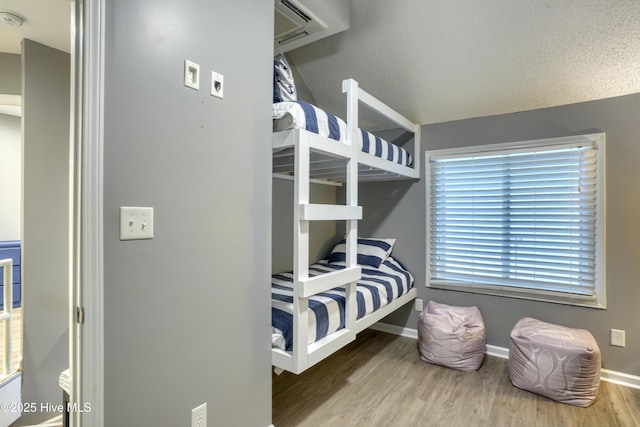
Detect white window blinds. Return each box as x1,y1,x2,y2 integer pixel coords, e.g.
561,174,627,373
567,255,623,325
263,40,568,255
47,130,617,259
427,135,605,302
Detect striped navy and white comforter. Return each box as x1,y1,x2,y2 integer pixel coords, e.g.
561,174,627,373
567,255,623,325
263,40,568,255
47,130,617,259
273,101,413,168
271,257,414,351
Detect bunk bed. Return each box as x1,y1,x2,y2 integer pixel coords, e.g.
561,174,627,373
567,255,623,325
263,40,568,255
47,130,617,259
271,78,421,374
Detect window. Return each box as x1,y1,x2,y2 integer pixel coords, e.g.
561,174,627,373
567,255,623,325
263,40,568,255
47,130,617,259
426,134,606,308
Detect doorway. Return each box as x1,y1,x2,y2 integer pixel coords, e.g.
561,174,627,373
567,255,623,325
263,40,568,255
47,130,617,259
0,1,76,426
1,1,104,425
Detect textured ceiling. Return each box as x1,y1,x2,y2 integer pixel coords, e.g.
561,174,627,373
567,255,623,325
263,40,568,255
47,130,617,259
289,0,640,126
1,0,638,126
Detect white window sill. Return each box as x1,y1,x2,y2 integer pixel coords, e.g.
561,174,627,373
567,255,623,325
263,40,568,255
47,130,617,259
427,282,606,309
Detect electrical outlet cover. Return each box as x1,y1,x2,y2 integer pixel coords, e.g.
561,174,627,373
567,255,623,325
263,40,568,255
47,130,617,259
191,403,207,427
211,71,224,99
184,59,200,90
610,329,626,347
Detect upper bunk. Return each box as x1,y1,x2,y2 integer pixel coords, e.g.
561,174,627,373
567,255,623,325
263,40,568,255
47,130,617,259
272,78,421,183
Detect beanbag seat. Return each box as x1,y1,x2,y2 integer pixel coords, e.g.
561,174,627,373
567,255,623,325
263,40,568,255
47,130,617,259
418,301,486,371
509,317,601,407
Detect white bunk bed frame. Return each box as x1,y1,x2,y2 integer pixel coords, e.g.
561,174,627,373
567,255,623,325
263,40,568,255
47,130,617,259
272,79,420,374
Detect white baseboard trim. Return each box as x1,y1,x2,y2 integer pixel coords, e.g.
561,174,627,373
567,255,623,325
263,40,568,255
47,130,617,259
600,369,640,390
370,322,640,390
369,322,418,340
486,344,509,360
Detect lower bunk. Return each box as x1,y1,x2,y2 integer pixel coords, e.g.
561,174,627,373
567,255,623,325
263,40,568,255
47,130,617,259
271,253,416,374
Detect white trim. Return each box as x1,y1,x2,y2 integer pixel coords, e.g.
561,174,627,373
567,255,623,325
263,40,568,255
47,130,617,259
369,321,418,340
485,344,509,360
71,0,105,426
69,1,81,426
82,0,105,421
601,369,640,390
373,323,640,390
427,133,601,159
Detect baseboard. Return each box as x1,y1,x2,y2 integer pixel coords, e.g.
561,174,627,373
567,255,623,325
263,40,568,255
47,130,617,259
369,322,418,339
486,344,509,359
371,321,640,390
600,369,640,390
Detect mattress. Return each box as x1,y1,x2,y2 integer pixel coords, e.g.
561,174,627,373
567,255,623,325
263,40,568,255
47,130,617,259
271,256,414,351
273,101,413,168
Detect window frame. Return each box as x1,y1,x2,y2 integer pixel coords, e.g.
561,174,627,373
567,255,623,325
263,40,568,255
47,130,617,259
425,133,606,309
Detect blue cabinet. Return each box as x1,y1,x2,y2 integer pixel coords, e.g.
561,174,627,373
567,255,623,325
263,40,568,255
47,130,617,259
0,241,21,309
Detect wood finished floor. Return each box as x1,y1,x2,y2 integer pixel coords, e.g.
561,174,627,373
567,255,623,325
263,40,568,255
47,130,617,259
272,329,640,427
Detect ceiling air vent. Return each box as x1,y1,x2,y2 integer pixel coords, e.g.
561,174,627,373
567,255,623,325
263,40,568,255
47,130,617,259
275,0,327,48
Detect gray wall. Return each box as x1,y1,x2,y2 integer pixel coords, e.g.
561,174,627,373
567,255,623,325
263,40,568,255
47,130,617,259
286,54,317,106
0,114,21,241
0,53,21,95
19,39,70,425
359,93,640,377
102,1,273,426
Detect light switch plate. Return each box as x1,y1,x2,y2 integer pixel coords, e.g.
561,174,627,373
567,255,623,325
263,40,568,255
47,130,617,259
120,207,154,240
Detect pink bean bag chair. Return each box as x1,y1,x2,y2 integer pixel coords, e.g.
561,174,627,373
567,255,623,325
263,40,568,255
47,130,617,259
418,301,486,371
509,317,601,407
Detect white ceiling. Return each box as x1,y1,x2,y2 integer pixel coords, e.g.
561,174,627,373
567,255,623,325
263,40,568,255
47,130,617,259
289,0,640,126
0,0,70,54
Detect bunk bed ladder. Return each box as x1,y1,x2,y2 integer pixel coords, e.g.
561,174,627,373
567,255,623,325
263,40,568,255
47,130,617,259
290,81,363,373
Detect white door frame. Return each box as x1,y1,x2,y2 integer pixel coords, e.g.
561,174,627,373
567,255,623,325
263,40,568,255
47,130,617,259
70,0,104,426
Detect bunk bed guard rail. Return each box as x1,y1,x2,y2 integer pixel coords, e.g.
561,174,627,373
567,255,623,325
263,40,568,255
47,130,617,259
0,258,14,376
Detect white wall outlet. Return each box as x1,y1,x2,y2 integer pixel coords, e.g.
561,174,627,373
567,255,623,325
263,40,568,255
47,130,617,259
191,402,207,427
184,59,200,90
211,71,224,99
610,329,626,347
120,207,154,240
415,298,424,312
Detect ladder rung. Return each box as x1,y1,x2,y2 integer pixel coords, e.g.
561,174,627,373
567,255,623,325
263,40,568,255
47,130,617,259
299,204,362,221
298,266,361,298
